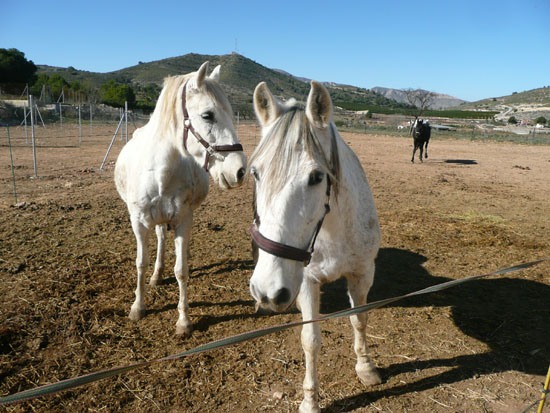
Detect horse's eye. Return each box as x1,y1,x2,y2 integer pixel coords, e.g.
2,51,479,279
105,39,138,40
201,111,214,121
308,170,324,186
251,167,260,181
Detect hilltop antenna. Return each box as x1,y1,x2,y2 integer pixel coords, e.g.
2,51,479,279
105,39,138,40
234,38,239,54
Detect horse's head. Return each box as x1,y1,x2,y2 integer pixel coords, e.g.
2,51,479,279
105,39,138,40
410,118,422,136
183,61,246,189
248,81,339,312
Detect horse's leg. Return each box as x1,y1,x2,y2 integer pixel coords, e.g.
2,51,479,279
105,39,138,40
411,141,417,163
150,224,166,286
129,219,150,321
346,265,381,386
419,140,424,162
424,139,429,159
297,277,321,413
174,212,193,336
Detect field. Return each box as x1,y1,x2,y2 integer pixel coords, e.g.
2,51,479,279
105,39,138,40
1,123,549,412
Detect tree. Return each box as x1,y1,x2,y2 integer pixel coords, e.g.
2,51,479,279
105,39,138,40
508,116,518,125
0,48,37,84
48,74,70,99
135,84,161,110
30,74,50,96
30,74,69,100
100,80,136,108
402,88,436,117
535,116,547,125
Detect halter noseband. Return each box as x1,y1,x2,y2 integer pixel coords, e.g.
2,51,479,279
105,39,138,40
182,82,243,171
250,176,332,266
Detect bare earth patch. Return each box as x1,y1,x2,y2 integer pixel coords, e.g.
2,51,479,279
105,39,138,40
1,124,549,412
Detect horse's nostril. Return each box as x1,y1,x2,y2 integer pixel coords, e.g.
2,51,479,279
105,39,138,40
237,167,245,181
273,288,291,306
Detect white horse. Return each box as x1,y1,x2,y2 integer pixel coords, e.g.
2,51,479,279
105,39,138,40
248,81,381,412
114,62,246,335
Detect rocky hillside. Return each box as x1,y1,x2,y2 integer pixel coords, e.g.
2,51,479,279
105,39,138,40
371,87,466,109
458,87,550,122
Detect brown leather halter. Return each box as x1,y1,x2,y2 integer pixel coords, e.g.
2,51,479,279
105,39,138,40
250,176,332,266
182,82,243,171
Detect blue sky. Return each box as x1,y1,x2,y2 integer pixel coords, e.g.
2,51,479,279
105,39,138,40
2,0,549,102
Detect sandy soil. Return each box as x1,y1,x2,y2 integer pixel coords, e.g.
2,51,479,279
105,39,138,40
1,123,549,412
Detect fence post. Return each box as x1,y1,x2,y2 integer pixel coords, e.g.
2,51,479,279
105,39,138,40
90,103,93,136
537,363,550,413
100,115,125,170
125,101,128,143
119,108,123,140
7,126,18,204
34,104,46,128
23,102,29,144
30,95,38,177
78,105,82,144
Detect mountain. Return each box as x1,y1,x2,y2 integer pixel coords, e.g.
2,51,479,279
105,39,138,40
36,53,547,121
36,53,410,114
371,87,467,109
458,87,550,122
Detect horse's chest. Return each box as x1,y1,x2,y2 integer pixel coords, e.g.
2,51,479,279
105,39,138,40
135,164,208,227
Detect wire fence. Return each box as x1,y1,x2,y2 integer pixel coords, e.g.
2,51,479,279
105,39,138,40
3,100,550,205
335,117,550,145
0,119,260,204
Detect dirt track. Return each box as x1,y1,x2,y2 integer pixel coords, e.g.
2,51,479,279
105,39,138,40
1,124,549,412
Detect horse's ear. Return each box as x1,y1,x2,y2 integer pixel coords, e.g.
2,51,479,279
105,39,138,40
254,82,281,126
306,80,333,129
188,61,209,90
209,65,221,82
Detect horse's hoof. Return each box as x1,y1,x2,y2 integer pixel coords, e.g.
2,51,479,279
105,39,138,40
176,323,193,337
150,268,164,286
356,362,382,386
128,306,146,321
299,399,320,413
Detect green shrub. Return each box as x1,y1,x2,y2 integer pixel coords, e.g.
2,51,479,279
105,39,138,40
100,80,136,108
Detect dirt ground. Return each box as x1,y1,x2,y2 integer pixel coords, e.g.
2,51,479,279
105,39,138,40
1,123,549,412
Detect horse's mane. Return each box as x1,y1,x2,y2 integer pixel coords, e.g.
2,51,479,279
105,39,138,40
148,73,232,137
249,103,340,200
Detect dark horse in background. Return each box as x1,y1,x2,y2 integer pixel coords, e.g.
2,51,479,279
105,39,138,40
410,118,431,163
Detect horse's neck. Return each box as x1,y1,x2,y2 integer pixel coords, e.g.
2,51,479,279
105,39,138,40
329,136,375,222
134,122,203,179
142,116,187,150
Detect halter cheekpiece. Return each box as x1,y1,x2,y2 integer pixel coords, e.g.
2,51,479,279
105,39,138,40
250,175,332,266
182,82,243,171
